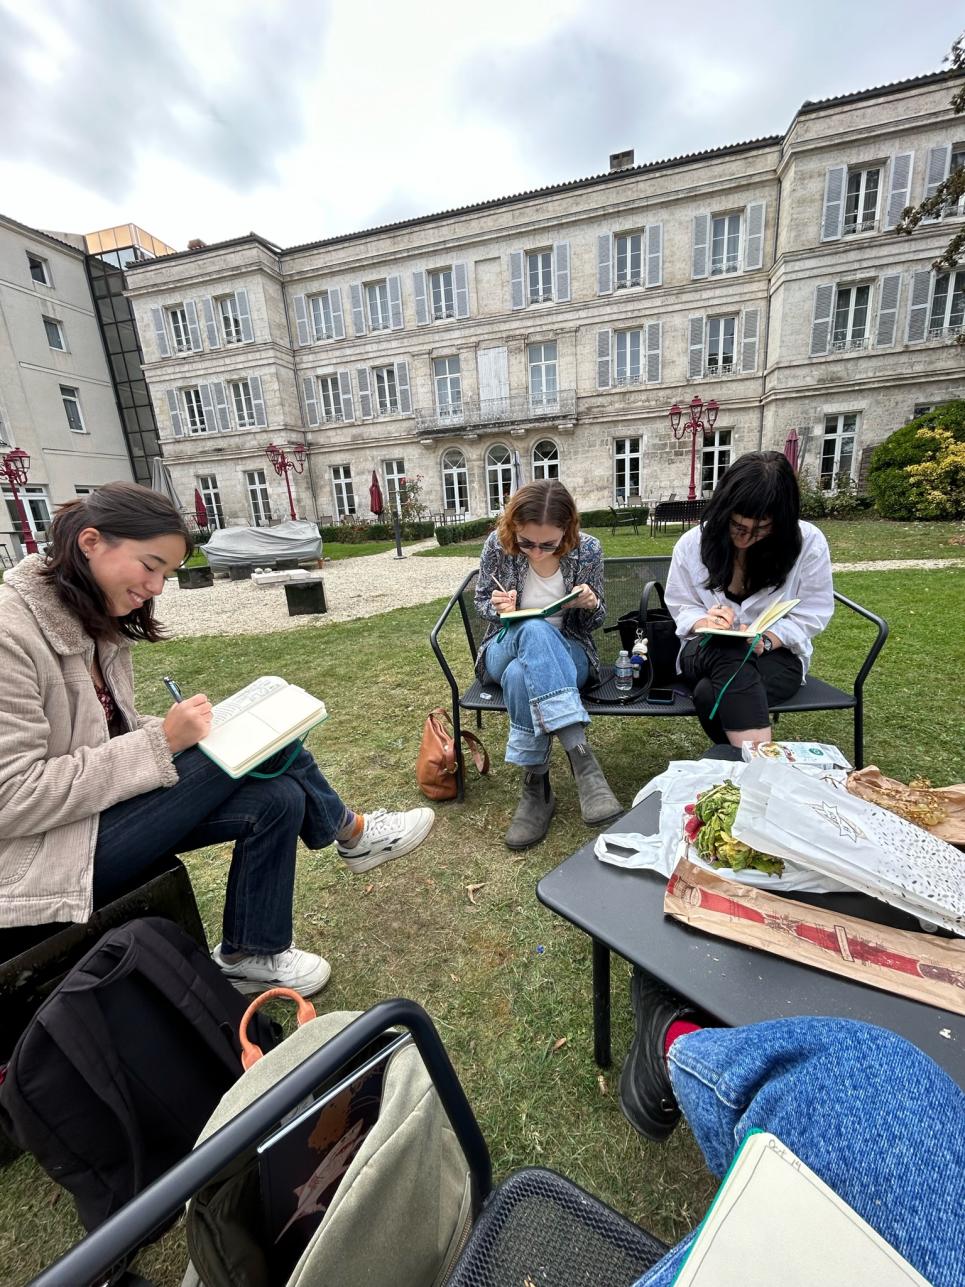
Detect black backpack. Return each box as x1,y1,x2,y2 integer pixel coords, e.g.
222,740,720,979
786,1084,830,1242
0,916,278,1234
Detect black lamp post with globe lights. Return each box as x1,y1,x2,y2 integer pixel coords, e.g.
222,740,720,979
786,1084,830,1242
264,442,306,522
1,446,38,554
668,396,719,501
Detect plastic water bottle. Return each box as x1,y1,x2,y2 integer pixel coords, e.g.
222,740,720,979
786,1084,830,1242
614,649,633,694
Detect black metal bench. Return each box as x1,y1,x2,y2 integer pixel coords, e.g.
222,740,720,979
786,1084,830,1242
650,499,706,534
607,505,643,536
429,556,888,798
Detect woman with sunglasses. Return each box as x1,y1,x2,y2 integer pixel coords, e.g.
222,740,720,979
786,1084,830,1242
665,451,834,749
474,480,622,849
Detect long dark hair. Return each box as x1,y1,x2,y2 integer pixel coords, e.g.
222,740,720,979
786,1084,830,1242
42,482,193,642
699,451,802,596
496,480,581,556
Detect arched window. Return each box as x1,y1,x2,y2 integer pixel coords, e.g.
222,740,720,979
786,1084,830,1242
441,448,469,513
532,439,560,480
485,444,514,513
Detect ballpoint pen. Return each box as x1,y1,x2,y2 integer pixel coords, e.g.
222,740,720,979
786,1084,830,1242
162,676,183,703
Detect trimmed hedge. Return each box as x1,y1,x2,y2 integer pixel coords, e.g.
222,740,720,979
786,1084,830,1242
868,401,965,519
433,506,650,547
319,520,435,544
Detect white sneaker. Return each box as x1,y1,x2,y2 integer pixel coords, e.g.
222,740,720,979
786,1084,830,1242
212,943,332,998
336,807,435,874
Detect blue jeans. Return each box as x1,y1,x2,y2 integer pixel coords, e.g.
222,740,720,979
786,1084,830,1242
92,744,349,956
483,620,590,766
635,1018,965,1287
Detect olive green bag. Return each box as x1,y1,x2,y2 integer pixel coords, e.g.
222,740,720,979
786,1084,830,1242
183,1004,473,1287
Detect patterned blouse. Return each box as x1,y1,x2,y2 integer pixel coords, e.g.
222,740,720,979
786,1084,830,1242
473,530,607,681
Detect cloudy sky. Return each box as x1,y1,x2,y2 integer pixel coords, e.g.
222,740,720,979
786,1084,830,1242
0,0,959,252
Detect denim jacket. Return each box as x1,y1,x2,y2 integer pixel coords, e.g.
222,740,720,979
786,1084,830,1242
473,530,607,682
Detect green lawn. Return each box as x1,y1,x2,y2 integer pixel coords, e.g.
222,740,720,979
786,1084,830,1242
3,566,963,1283
418,519,965,562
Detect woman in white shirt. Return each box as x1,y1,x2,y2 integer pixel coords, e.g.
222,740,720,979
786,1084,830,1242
474,481,622,849
665,451,834,749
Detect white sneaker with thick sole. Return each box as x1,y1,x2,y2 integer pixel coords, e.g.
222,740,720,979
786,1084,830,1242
212,943,332,997
336,806,435,874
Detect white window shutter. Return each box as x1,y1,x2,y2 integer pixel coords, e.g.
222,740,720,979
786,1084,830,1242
688,316,705,378
553,242,571,302
350,283,366,336
885,152,914,230
925,144,952,200
356,367,373,419
510,250,525,309
388,275,404,329
692,214,710,279
740,308,760,373
211,380,231,431
201,297,221,349
906,269,932,343
396,360,412,414
250,375,267,427
597,234,612,294
645,223,663,287
645,320,661,383
185,300,203,351
235,289,253,342
165,388,183,436
821,167,846,242
875,273,902,347
596,329,612,388
199,382,216,428
151,307,171,358
453,262,470,318
338,369,354,422
413,271,429,326
329,288,345,340
293,294,311,346
810,284,835,356
743,202,765,270
302,376,320,426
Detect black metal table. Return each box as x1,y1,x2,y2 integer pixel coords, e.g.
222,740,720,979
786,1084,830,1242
536,794,964,1087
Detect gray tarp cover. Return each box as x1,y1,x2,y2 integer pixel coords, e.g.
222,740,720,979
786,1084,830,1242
201,520,322,568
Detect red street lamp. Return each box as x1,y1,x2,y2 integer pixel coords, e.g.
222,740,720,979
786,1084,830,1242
1,447,38,554
264,442,306,521
668,396,719,501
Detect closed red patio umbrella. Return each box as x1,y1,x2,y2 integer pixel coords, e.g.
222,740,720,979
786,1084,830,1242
783,428,800,473
194,487,210,529
369,470,385,517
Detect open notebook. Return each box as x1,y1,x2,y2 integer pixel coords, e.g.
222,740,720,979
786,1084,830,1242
696,597,799,640
199,675,328,778
672,1131,928,1286
499,587,581,622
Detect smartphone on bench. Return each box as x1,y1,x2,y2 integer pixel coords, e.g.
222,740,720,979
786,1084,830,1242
646,688,675,705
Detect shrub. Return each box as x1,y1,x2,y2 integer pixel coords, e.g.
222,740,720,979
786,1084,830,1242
796,471,869,520
319,520,434,544
434,517,497,546
868,402,965,519
902,429,965,519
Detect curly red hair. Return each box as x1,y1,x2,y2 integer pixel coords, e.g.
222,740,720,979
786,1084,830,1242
496,480,581,556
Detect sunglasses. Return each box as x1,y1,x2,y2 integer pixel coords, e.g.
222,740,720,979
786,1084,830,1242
729,518,773,539
517,536,561,553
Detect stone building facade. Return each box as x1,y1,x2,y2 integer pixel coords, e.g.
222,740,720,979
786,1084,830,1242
125,70,965,529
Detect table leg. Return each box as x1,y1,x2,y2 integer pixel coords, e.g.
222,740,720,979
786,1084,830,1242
592,937,611,1068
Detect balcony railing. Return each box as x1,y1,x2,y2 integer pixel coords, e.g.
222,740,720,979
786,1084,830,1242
925,323,965,342
414,389,577,434
703,360,740,377
830,336,869,352
842,217,878,235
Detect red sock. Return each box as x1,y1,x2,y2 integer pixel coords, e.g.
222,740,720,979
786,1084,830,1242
664,1020,701,1059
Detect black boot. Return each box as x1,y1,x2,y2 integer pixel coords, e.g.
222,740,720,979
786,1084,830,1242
566,743,622,826
619,969,703,1142
505,769,555,850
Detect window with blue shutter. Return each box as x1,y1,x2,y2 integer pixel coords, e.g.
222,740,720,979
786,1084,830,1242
211,380,231,431
509,251,525,309
185,300,203,351
553,242,570,302
356,367,373,419
395,361,412,415
453,262,470,318
645,320,661,383
329,288,345,339
165,387,183,436
645,224,663,287
201,297,221,349
740,308,760,373
249,375,267,427
413,271,430,326
337,370,354,422
743,203,765,271
388,275,404,329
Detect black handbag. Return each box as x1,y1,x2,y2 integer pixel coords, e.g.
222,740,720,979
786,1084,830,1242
605,581,679,688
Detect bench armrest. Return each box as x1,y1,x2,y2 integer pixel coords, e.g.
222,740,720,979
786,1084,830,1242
832,590,889,698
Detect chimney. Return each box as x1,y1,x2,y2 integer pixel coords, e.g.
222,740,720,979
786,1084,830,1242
187,238,207,251
609,149,635,173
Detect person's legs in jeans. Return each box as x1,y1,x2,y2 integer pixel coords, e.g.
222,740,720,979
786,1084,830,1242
632,1018,965,1287
680,638,800,746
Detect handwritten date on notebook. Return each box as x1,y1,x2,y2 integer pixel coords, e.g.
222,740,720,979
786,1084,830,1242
199,676,327,778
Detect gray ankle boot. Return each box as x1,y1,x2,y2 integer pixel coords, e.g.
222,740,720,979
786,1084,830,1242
566,743,622,826
505,769,556,850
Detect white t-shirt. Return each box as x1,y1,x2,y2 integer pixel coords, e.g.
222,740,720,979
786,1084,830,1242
520,565,567,629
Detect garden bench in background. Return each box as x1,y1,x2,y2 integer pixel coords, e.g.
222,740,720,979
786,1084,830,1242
429,556,888,798
650,498,706,535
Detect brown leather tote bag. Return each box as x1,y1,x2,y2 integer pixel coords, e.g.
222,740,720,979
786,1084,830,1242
416,708,489,800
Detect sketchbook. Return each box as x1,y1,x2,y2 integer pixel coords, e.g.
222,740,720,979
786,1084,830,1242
198,675,328,778
696,598,799,639
672,1130,928,1286
499,587,581,621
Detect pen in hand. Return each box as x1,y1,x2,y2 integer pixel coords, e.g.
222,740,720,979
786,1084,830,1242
492,575,509,593
162,676,183,703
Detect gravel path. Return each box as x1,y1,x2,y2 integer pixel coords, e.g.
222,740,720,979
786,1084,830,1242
157,548,964,639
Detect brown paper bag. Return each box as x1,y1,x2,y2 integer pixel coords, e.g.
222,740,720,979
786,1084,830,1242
665,858,965,1017
846,766,965,845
